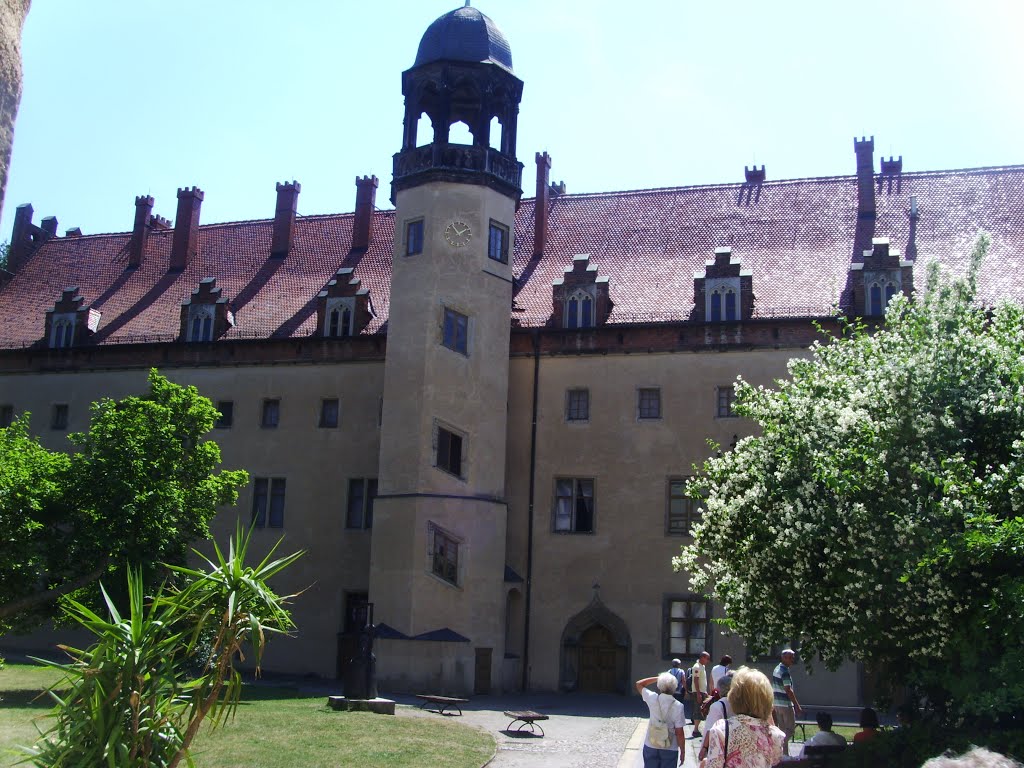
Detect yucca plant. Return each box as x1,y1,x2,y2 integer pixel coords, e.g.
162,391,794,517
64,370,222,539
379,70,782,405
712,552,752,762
25,524,302,767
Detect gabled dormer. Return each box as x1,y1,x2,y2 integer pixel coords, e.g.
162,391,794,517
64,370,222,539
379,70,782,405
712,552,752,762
316,268,374,337
552,254,612,329
179,278,235,342
44,287,101,349
849,237,914,317
693,247,753,322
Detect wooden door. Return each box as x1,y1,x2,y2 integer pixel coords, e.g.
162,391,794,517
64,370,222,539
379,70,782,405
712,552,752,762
474,647,492,695
579,625,617,693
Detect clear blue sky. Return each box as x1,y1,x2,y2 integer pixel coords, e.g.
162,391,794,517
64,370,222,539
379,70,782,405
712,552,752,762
3,0,1022,239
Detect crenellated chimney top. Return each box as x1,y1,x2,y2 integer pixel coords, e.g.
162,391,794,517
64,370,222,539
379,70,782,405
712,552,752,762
352,175,378,251
169,187,204,271
854,136,876,219
271,181,301,258
129,195,155,269
744,165,766,184
880,155,903,175
534,151,552,257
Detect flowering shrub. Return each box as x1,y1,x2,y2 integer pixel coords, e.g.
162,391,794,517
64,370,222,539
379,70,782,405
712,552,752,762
675,236,1024,720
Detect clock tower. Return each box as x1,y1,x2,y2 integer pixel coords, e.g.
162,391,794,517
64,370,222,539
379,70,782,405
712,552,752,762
369,5,524,694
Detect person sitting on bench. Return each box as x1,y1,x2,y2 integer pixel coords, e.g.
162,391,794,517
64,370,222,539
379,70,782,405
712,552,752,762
799,712,847,757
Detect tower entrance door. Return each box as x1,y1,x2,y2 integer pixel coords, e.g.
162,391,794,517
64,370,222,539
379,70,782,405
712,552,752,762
578,625,618,693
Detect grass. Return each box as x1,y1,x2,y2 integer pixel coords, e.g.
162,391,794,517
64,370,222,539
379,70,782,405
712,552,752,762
799,724,861,742
1,664,494,768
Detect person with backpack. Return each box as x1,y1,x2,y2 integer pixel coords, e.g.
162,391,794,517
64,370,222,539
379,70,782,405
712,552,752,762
636,672,686,768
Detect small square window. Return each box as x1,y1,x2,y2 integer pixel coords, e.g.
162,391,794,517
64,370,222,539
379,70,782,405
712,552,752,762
215,401,233,429
638,388,661,420
346,478,378,529
320,398,340,428
488,220,509,263
406,219,424,256
566,389,589,422
252,477,286,528
429,522,460,586
261,399,280,428
436,425,464,478
442,308,468,355
51,404,69,431
667,477,700,536
716,387,736,418
554,478,595,533
0,405,13,428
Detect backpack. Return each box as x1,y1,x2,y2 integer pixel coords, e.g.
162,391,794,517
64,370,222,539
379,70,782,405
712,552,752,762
684,666,694,690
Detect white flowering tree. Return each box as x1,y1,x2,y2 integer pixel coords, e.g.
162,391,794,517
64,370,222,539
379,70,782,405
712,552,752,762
675,235,1024,720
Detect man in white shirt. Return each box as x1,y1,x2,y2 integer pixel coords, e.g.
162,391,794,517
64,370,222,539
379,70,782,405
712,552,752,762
710,654,732,690
799,712,847,758
689,651,711,737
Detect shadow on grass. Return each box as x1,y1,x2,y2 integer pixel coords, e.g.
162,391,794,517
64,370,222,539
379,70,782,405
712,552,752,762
0,689,66,709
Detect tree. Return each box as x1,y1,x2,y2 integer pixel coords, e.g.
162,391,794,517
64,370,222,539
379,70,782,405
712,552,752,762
0,369,248,632
26,526,302,768
675,236,1024,721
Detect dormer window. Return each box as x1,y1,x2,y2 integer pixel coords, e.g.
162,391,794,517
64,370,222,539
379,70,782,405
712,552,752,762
188,304,215,342
694,249,752,323
565,287,595,329
317,268,373,337
50,314,76,348
552,254,612,330
867,274,900,316
325,297,356,338
179,278,234,342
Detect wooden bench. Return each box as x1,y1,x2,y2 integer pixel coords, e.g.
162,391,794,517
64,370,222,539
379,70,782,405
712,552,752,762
415,694,469,716
503,710,549,736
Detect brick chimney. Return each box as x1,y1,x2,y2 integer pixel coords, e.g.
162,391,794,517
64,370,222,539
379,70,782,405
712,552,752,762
9,203,56,273
128,195,154,268
534,151,552,257
170,187,203,271
352,175,378,251
854,136,875,219
744,165,766,184
270,181,300,258
40,216,58,237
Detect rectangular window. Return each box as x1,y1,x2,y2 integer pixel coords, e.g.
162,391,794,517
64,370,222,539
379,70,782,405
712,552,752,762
667,477,700,536
261,398,280,428
252,477,286,528
430,523,460,585
565,389,589,422
51,404,69,431
664,596,709,658
638,388,661,420
406,219,424,256
554,478,595,533
442,307,469,355
716,386,736,418
319,398,340,428
488,220,509,263
436,426,463,477
346,478,378,529
0,405,13,428
215,401,233,429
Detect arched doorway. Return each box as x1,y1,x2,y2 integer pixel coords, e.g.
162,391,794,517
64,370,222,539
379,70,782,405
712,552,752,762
560,593,631,693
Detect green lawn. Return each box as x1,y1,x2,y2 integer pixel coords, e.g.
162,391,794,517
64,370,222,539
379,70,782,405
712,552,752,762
1,664,494,768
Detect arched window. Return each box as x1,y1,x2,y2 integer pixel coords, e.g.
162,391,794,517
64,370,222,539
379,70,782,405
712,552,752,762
565,289,594,329
448,120,473,146
325,298,356,337
416,113,433,148
489,116,503,150
187,305,215,342
51,317,75,349
868,277,899,316
709,287,738,322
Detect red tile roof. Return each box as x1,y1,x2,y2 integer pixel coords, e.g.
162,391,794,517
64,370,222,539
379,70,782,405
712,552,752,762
2,164,1023,348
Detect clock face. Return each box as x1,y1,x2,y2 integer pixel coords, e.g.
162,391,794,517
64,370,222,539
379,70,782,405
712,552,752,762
444,220,472,248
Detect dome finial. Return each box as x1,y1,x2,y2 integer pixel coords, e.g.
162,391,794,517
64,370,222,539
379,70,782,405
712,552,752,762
464,0,470,6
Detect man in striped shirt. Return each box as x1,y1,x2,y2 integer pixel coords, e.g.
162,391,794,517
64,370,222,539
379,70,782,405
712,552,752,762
772,648,803,752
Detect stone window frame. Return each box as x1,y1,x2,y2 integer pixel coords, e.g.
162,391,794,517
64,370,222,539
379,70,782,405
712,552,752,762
564,286,596,329
865,270,902,317
187,304,215,342
345,477,378,530
325,297,356,338
716,386,736,419
319,398,340,429
706,278,740,323
261,398,281,429
666,476,700,536
405,218,425,256
488,219,509,264
638,387,662,420
663,594,710,660
553,477,595,534
252,476,287,529
433,420,467,480
0,404,14,428
442,306,469,356
565,388,590,423
51,403,69,431
428,521,462,587
214,400,233,429
49,313,76,349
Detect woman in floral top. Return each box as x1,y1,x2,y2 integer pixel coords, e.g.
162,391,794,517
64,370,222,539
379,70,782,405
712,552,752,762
702,667,786,768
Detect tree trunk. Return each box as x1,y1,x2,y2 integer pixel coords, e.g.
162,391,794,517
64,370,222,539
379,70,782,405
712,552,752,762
0,0,30,220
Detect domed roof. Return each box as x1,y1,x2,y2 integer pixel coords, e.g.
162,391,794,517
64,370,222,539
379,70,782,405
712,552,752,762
414,5,513,71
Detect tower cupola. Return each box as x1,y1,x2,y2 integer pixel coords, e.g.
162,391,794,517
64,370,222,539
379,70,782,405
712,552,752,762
393,4,524,202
